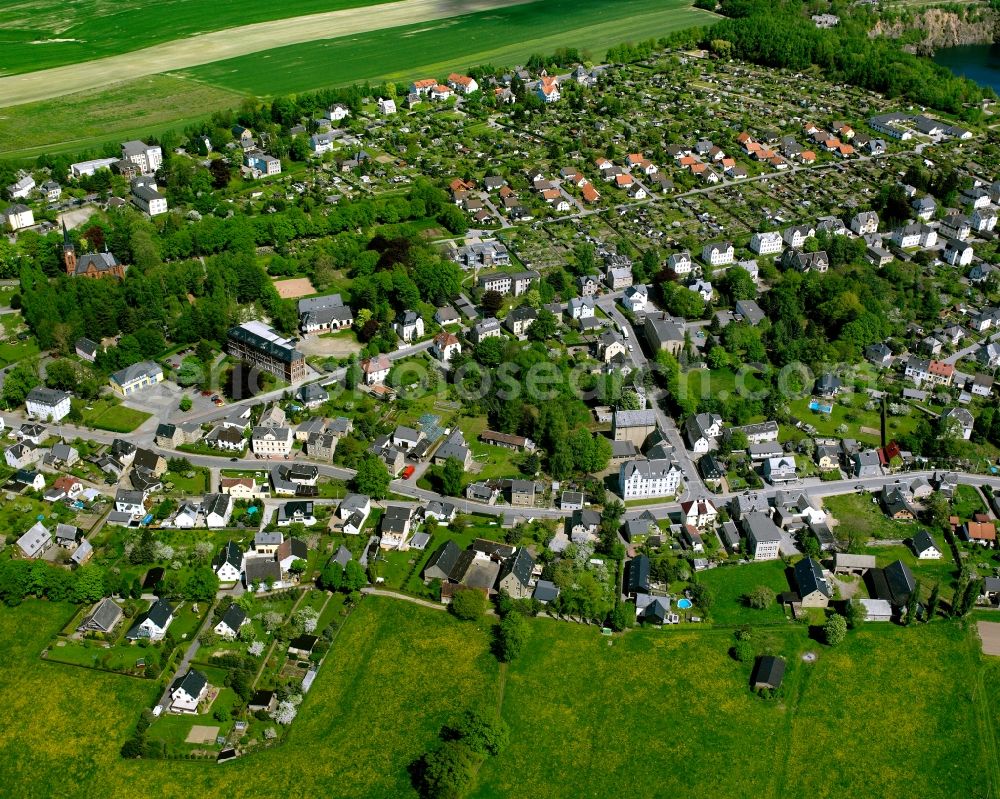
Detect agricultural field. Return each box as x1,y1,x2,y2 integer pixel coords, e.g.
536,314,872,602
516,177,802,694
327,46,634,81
181,0,718,96
0,0,400,75
0,595,997,797
0,76,245,158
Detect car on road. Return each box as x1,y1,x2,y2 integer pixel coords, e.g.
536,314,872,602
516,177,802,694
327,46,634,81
230,457,238,462
627,343,634,352
401,465,416,480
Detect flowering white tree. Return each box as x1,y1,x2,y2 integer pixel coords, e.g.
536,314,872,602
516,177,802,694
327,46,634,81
263,727,277,740
194,541,214,562
294,606,319,634
271,701,298,725
262,611,284,632
153,542,175,561
248,640,265,657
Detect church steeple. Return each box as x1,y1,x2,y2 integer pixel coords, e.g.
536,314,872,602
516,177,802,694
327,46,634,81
62,220,76,276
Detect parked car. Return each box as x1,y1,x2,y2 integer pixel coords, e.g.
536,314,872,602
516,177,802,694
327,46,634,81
401,465,415,480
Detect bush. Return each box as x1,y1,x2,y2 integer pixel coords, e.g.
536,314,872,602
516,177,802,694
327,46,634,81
449,588,487,621
732,638,754,663
746,585,775,610
495,612,529,663
446,709,509,756
824,613,848,646
418,740,478,799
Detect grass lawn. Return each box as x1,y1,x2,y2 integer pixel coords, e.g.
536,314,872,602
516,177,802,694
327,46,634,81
460,416,526,483
696,560,793,626
0,76,245,160
75,399,151,433
824,492,915,541
476,618,995,799
0,494,78,538
681,366,769,404
952,484,987,520
163,468,210,495
0,598,997,796
0,331,39,369
788,393,920,447
183,0,717,96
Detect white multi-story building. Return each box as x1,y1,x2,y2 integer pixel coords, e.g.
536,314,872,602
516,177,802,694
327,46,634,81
701,241,734,266
619,458,684,499
121,140,163,174
750,231,783,255
4,204,34,231
25,387,71,422
667,251,693,275
251,426,293,457
743,513,782,560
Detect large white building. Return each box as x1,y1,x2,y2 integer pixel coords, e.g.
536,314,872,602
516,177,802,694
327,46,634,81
25,387,71,422
130,177,168,216
4,204,34,231
619,458,684,499
743,513,782,560
121,140,163,174
251,426,293,457
750,231,783,255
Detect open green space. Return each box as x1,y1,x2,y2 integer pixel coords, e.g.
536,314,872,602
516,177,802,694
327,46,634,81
475,617,994,799
788,393,920,447
823,491,914,541
696,559,792,626
163,467,210,495
76,398,151,433
182,0,718,96
0,0,396,75
0,75,245,159
0,596,996,797
952,484,987,520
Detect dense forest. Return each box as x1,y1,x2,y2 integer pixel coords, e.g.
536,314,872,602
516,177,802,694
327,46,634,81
708,0,993,119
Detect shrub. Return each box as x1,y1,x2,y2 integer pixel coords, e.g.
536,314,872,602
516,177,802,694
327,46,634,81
746,585,775,609
449,588,487,621
824,614,847,646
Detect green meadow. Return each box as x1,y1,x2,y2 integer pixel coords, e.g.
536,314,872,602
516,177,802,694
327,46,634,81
1,595,991,797
181,0,718,96
0,0,395,75
0,75,244,158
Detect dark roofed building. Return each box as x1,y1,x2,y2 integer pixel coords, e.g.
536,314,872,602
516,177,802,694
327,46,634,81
497,548,534,599
78,597,124,634
751,656,785,690
793,557,831,607
244,558,282,586
423,540,462,582
624,554,651,596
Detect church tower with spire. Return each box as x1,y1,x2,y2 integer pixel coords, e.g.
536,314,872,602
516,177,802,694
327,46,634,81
62,221,77,276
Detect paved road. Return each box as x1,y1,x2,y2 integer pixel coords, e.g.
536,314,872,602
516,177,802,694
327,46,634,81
596,295,708,501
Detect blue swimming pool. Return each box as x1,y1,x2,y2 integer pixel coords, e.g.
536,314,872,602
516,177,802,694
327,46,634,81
677,598,692,610
809,400,833,414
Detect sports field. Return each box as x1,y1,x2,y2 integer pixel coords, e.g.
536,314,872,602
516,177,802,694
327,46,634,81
1,597,996,798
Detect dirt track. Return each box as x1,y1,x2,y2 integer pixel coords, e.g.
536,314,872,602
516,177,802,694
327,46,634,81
0,0,534,107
